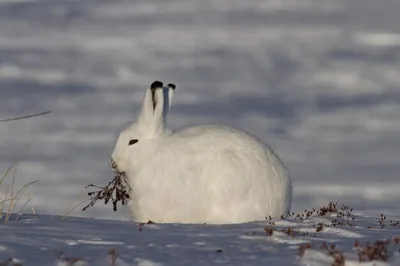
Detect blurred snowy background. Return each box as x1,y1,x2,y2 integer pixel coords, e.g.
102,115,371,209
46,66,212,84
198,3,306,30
0,0,399,220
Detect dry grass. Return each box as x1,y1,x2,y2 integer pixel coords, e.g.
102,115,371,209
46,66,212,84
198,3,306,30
0,161,38,224
62,196,91,220
0,111,50,223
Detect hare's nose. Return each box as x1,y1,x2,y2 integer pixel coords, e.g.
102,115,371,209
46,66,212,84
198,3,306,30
110,159,118,170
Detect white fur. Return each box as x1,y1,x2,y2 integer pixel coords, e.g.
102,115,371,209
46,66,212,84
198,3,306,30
111,82,292,224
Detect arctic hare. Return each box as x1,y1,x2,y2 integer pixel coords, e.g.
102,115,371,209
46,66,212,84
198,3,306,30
111,81,292,224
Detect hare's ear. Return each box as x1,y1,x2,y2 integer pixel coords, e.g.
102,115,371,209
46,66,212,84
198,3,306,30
164,83,176,118
137,81,176,136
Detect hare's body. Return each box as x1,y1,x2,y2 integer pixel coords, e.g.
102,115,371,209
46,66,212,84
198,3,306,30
127,125,291,224
111,81,293,224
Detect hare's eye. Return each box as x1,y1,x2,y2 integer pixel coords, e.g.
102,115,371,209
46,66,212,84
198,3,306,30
128,139,139,146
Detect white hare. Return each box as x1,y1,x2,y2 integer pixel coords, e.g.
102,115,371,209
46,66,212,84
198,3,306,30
111,81,292,224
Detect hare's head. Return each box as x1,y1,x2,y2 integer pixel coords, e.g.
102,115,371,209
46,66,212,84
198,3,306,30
111,81,176,174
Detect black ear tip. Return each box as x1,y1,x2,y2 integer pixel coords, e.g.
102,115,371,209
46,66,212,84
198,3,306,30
167,83,176,90
150,80,163,89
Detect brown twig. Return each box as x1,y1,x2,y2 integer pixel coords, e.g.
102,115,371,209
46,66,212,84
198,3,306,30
82,172,131,211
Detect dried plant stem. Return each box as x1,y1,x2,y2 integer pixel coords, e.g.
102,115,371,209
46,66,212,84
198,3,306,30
83,173,131,212
4,180,38,223
0,111,51,123
62,198,89,220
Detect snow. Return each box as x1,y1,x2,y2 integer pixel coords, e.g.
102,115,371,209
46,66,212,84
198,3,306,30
1,206,400,265
0,0,399,264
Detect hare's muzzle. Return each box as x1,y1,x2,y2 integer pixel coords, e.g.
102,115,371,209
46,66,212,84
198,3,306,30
110,159,118,171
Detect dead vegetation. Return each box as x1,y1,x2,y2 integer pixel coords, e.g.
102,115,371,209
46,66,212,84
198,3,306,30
287,201,356,228
54,248,122,266
298,242,345,266
0,110,51,223
354,239,389,262
247,202,400,265
138,220,155,231
260,202,359,238
0,161,37,224
289,202,400,265
297,238,400,266
0,111,51,123
82,172,131,212
378,213,400,228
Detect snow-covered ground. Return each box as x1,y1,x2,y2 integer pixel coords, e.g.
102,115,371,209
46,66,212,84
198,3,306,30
1,205,400,265
0,0,399,265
